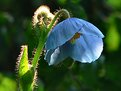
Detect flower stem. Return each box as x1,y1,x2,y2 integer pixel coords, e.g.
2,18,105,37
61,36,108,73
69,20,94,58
48,9,70,31
32,9,70,70
32,37,46,70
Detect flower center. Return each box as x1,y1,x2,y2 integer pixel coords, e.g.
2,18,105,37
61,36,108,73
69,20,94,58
69,32,81,44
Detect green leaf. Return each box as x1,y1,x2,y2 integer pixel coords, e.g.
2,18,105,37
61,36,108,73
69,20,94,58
19,69,34,91
17,45,36,91
17,45,29,77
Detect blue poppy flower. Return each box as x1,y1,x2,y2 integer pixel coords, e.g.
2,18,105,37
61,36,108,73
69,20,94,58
44,18,104,65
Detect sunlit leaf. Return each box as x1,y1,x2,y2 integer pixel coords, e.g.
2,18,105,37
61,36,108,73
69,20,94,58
17,45,29,77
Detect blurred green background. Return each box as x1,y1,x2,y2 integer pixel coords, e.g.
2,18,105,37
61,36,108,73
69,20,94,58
0,0,121,91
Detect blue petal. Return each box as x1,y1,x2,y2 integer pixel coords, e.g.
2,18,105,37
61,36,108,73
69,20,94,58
45,18,104,50
67,38,93,63
44,42,70,65
45,34,103,65
77,18,104,38
69,35,103,63
82,34,103,61
44,49,55,63
45,18,83,50
45,18,104,64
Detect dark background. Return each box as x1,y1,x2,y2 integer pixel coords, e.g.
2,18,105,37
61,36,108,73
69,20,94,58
0,0,121,91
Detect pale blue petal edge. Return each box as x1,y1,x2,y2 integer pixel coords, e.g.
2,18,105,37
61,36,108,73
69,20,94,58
82,34,103,61
44,42,70,65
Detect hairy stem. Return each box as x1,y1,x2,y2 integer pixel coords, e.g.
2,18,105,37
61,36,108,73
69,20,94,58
32,9,70,70
32,37,46,70
48,9,70,31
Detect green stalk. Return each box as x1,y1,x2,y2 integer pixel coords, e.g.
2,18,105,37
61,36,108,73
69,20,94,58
32,9,70,70
48,9,70,31
32,36,46,70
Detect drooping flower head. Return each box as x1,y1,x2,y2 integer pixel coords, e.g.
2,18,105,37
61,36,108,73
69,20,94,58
44,18,104,65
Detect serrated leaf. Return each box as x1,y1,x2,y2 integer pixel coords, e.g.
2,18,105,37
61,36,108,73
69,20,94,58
17,45,36,91
18,45,29,77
